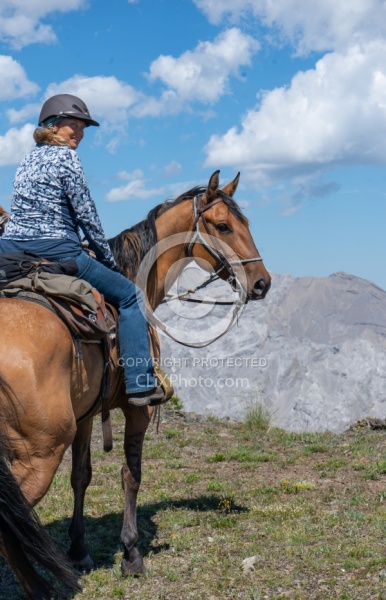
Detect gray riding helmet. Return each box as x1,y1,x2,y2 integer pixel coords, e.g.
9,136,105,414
38,94,100,127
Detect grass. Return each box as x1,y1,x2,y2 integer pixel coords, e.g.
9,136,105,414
244,403,272,435
2,406,386,599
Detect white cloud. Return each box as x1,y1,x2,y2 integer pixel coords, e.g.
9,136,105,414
127,28,259,118
278,177,341,216
4,28,257,128
117,168,144,181
107,174,164,202
6,102,40,124
163,161,182,178
131,90,186,118
0,124,35,166
204,42,386,183
192,1,386,206
0,56,39,100
193,0,386,55
0,0,87,49
44,75,143,127
147,28,259,104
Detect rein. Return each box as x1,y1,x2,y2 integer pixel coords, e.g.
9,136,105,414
152,193,263,348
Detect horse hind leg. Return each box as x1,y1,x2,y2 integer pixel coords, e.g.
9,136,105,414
68,418,95,571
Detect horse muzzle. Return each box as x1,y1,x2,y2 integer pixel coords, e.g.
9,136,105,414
249,276,271,300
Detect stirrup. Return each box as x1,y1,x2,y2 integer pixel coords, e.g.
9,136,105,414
126,366,174,407
127,386,165,407
154,364,174,402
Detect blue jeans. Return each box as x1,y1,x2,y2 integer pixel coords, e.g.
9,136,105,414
72,252,154,393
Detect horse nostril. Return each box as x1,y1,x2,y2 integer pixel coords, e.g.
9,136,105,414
253,278,270,297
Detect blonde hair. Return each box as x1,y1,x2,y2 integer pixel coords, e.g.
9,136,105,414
33,126,71,147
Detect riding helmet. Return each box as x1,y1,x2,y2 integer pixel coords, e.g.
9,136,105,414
38,94,100,127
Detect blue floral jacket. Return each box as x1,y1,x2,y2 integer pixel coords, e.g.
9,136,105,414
2,144,116,267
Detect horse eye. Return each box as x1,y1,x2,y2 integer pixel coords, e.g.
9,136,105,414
216,222,231,233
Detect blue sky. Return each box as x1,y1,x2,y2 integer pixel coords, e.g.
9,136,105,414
0,0,385,290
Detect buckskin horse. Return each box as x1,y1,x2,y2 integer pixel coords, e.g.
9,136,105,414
0,170,271,599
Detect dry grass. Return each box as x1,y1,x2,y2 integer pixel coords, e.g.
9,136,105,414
2,407,386,599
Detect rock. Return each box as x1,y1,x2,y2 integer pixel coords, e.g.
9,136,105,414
241,555,259,572
156,271,386,433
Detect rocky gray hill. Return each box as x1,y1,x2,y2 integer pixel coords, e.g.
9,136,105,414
156,271,386,433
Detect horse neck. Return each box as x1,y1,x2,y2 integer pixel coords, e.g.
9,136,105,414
147,199,195,309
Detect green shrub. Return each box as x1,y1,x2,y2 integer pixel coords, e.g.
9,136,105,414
244,403,271,434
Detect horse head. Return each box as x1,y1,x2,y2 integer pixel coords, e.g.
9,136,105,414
188,170,271,301
110,171,271,308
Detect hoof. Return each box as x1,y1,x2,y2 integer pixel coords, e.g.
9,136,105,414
72,553,94,573
121,548,145,577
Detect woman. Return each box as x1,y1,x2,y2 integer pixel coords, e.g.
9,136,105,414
0,93,165,407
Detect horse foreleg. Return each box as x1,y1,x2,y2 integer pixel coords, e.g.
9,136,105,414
120,405,150,576
68,418,94,571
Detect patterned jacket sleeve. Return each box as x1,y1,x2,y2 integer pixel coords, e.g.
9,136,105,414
61,149,117,268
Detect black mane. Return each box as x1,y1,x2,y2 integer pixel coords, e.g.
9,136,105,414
108,185,245,280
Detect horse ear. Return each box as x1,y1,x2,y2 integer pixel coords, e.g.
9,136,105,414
203,170,220,205
222,172,240,198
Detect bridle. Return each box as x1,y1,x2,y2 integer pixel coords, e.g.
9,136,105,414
150,192,265,348
186,193,263,299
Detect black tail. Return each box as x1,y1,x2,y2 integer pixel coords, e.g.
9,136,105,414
0,375,80,598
